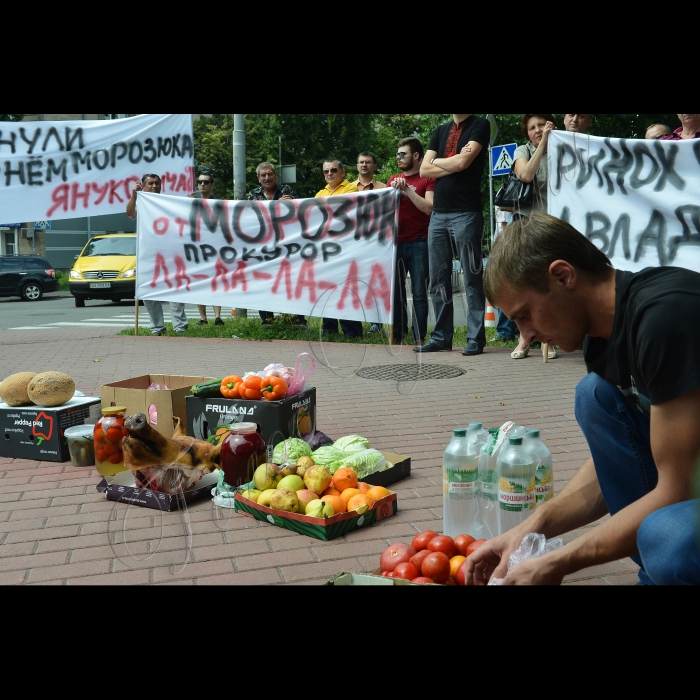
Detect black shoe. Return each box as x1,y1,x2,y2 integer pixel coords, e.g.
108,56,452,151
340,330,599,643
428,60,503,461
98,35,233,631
197,319,208,325
462,341,483,356
261,318,275,326
414,342,451,353
214,318,224,326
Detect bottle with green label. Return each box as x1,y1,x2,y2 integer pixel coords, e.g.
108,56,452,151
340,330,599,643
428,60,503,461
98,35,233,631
478,428,500,538
523,429,553,504
443,428,480,538
497,436,536,534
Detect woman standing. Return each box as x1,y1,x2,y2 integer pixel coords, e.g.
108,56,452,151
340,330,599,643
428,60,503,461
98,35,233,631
510,113,558,359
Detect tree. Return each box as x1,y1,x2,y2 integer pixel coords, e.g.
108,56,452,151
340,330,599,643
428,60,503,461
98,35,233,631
0,114,24,122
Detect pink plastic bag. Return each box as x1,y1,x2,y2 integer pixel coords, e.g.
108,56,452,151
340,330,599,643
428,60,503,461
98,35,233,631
285,353,315,397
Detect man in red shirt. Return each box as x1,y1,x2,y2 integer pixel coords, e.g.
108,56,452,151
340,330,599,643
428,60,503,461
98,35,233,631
387,138,435,345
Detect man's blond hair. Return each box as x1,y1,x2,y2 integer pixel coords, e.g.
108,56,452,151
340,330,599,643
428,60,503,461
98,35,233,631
484,212,613,304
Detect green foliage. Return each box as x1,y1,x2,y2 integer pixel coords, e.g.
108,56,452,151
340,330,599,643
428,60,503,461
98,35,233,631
55,270,70,291
0,114,23,122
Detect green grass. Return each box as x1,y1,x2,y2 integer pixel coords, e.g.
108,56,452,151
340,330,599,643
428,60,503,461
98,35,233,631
56,270,70,292
117,314,521,348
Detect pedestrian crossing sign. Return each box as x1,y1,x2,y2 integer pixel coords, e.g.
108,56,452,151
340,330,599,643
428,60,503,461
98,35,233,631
491,143,518,177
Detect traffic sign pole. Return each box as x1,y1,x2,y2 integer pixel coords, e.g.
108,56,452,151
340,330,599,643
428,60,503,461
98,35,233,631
489,145,494,249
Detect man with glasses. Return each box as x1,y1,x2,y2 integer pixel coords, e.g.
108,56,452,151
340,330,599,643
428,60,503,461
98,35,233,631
126,174,189,336
645,124,672,140
418,114,491,356
315,158,362,338
386,139,435,346
351,152,386,192
247,163,302,327
189,172,223,326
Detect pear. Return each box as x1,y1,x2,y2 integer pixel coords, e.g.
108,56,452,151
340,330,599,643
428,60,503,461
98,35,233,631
270,487,299,513
277,475,304,492
240,489,262,503
253,463,281,491
257,489,277,507
279,464,298,478
296,465,309,479
303,466,332,496
296,456,315,469
305,499,334,519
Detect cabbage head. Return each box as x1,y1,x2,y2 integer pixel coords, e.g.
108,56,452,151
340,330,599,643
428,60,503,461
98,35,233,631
273,438,313,464
327,448,386,478
312,446,348,466
332,434,371,455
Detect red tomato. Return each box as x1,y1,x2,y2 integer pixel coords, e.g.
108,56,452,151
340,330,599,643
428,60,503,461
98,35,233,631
444,577,457,586
106,428,122,444
456,561,472,586
381,571,392,577
427,535,457,559
466,539,487,557
393,562,420,581
108,453,123,464
411,530,439,552
411,577,436,585
409,550,432,572
421,552,451,583
380,542,416,573
454,534,477,556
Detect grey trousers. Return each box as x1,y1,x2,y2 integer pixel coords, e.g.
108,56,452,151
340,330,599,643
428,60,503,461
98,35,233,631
144,300,188,333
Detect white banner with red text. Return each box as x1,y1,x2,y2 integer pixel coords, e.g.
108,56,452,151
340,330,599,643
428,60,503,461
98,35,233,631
0,114,194,224
547,131,700,272
135,188,400,324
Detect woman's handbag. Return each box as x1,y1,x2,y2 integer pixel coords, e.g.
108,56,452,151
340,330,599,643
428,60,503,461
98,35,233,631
494,144,535,208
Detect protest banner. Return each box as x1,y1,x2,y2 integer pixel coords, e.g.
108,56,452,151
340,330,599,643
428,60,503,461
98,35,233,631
0,114,194,224
547,131,700,272
135,188,400,324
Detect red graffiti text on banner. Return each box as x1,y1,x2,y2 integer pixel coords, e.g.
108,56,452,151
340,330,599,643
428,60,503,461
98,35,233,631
174,256,191,291
337,261,361,311
151,253,173,289
272,258,293,300
366,263,392,311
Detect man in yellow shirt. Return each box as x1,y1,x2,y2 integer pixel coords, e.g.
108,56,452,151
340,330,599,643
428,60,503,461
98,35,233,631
315,158,362,338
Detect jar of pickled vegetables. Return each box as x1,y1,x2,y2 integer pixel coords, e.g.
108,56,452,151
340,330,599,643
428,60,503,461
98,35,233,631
94,406,128,478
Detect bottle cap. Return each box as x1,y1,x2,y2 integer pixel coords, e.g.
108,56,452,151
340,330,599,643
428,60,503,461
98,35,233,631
468,422,483,430
101,406,126,415
488,428,499,435
230,422,259,434
453,428,467,438
527,429,541,438
509,436,523,445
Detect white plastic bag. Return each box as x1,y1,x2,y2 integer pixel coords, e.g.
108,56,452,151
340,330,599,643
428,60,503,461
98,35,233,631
487,533,564,585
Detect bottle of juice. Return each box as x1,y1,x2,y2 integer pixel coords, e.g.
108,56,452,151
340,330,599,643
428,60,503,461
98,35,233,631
220,423,267,489
524,429,553,504
497,436,536,534
443,428,480,538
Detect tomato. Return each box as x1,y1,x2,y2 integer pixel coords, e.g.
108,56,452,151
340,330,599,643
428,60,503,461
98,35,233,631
456,561,467,586
411,530,439,552
444,577,457,586
108,453,123,464
381,571,392,577
106,428,122,444
393,562,420,581
409,550,432,572
96,448,107,462
380,542,416,573
427,535,457,559
466,539,487,557
421,552,451,583
411,577,436,585
103,443,117,457
454,534,477,556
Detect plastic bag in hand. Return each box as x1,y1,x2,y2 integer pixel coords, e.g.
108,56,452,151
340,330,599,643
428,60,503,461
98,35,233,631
285,353,315,397
487,533,564,585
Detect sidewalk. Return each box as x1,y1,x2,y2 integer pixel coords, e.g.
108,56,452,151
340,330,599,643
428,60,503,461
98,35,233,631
0,328,640,585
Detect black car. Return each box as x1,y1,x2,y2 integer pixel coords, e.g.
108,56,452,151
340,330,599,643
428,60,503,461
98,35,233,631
0,255,58,301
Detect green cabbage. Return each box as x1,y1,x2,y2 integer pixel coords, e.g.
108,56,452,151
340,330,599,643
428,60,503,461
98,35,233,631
273,438,312,464
312,446,348,466
332,434,371,455
327,449,386,479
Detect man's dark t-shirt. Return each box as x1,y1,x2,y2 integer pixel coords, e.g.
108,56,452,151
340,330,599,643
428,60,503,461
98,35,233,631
584,267,700,416
428,115,491,213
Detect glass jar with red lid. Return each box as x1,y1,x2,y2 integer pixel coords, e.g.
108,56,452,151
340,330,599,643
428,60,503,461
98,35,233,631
94,406,128,478
220,423,267,488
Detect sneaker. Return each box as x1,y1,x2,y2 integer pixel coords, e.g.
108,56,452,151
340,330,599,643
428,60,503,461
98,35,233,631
197,319,208,325
151,331,163,336
369,323,381,333
214,318,224,326
175,330,186,335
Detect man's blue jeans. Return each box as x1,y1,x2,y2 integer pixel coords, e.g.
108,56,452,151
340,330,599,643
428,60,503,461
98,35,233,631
575,372,700,585
427,211,485,348
393,239,429,344
497,308,518,341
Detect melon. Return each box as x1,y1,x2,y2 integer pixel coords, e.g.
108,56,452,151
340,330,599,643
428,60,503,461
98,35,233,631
27,372,76,407
0,372,38,406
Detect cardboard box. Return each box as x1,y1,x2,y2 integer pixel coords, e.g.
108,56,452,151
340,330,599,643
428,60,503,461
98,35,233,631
0,396,101,462
96,470,219,512
364,452,411,488
232,489,397,542
186,387,316,447
326,570,440,586
101,375,212,438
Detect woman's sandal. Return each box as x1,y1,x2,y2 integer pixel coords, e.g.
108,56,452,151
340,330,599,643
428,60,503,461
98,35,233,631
511,345,530,359
547,347,558,360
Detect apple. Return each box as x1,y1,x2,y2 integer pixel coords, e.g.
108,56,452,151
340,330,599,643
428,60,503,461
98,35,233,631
277,475,304,492
296,489,320,514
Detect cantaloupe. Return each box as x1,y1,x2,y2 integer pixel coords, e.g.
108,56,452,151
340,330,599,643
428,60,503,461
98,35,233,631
0,372,38,406
27,372,75,407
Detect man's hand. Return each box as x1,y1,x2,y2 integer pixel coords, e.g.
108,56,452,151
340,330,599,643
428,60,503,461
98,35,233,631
499,553,566,585
391,177,408,192
464,530,528,585
132,180,142,197
460,144,473,155
279,195,294,201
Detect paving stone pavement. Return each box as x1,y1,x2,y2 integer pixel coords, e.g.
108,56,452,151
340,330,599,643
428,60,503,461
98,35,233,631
0,327,640,585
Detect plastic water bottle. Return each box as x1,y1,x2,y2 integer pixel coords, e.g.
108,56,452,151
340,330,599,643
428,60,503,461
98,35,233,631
467,422,489,453
523,429,553,504
497,436,536,534
443,428,480,539
478,428,500,538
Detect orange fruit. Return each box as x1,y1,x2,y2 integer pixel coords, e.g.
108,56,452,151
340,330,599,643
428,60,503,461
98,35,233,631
340,488,361,505
333,468,359,493
357,482,371,494
366,486,390,502
321,487,342,498
346,494,375,512
449,555,467,579
321,495,346,513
